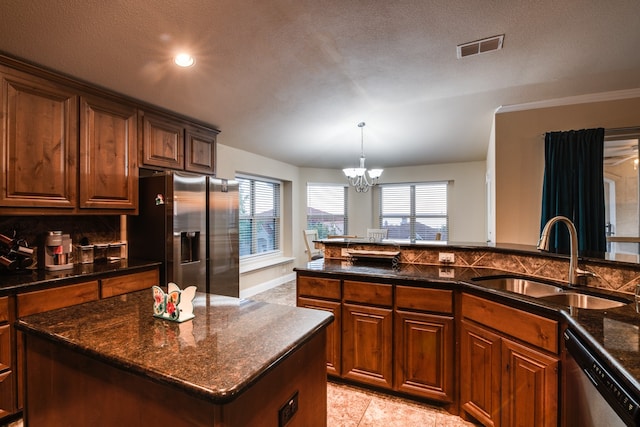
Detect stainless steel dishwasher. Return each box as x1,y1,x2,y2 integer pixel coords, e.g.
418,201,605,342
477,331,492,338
563,328,640,426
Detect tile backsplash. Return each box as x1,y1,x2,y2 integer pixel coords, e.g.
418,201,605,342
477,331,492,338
0,215,122,268
325,243,640,295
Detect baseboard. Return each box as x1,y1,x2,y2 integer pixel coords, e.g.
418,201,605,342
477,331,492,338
240,272,296,299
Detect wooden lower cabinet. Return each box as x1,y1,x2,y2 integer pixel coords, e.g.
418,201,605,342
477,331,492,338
298,296,341,376
460,295,559,427
16,280,100,411
501,338,558,427
0,297,14,418
460,320,503,426
394,285,455,404
395,310,454,402
297,275,342,376
296,274,456,405
296,272,559,424
342,302,393,389
5,266,160,420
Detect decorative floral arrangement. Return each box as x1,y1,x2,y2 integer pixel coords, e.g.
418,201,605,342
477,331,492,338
152,282,197,323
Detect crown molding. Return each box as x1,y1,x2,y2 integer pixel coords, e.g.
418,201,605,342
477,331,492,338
496,88,640,114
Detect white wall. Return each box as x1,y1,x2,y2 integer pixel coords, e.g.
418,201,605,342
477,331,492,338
218,143,486,296
376,162,487,243
217,144,301,296
300,161,487,244
493,89,640,246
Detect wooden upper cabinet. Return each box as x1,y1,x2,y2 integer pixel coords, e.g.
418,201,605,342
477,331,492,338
185,124,217,174
140,110,217,174
140,111,185,170
0,68,78,209
79,96,138,210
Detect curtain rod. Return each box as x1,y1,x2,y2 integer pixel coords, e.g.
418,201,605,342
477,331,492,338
540,126,640,139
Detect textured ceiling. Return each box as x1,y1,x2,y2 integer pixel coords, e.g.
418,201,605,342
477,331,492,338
1,0,639,169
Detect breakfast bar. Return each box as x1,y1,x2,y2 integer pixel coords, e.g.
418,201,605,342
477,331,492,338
16,290,333,427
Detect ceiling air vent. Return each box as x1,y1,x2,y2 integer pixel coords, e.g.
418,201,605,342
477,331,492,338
456,34,504,59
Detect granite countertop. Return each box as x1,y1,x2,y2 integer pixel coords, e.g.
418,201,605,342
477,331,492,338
297,258,640,395
0,258,161,296
16,290,333,404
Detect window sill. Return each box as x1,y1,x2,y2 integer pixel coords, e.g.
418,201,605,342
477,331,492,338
240,256,295,274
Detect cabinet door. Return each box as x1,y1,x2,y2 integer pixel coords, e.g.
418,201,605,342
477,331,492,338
185,124,217,174
298,297,342,376
0,370,15,418
501,339,558,427
394,310,454,402
342,303,393,389
79,96,138,210
0,325,13,417
0,325,11,373
460,320,502,427
0,68,77,209
140,111,184,170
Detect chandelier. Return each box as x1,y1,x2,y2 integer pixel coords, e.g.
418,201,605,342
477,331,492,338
342,122,383,192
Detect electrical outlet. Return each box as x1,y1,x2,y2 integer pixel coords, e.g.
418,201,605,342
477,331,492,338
279,391,299,427
438,252,455,264
439,267,455,279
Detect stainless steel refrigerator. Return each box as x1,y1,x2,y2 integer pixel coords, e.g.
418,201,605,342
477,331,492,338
128,171,239,297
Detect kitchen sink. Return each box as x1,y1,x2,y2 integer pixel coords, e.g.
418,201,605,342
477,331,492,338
472,276,629,310
472,277,564,297
538,292,627,310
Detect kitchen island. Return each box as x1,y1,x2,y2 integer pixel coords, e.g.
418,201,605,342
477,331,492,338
16,290,333,426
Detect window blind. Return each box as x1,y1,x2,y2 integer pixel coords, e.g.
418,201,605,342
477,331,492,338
238,176,281,257
307,184,348,238
380,182,448,241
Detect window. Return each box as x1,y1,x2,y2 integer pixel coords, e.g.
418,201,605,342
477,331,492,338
379,182,448,241
307,184,348,239
238,176,281,257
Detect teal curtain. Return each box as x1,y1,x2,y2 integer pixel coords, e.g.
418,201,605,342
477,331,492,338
540,128,606,254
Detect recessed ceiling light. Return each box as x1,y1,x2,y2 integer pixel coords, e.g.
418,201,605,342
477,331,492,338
174,53,195,67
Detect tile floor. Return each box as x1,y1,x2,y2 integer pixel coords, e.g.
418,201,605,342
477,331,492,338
251,281,479,427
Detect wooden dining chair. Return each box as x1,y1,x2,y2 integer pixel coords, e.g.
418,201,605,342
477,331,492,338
303,229,323,261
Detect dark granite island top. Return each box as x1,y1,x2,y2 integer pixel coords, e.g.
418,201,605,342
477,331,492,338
16,290,333,426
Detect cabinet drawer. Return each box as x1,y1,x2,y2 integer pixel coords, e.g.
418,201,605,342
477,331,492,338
298,276,341,300
343,280,392,307
0,297,8,323
462,293,558,354
17,281,99,317
101,269,159,298
0,325,10,372
396,286,453,314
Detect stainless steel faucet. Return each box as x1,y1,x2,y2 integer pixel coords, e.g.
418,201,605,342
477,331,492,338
537,215,592,286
